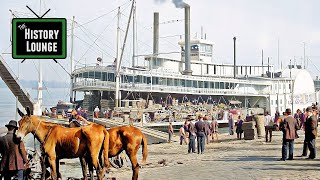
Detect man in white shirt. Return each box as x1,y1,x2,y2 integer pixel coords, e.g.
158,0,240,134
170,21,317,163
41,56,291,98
264,111,273,142
94,106,100,118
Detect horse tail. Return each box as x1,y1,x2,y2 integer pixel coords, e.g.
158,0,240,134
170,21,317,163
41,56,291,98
102,129,110,172
141,133,148,165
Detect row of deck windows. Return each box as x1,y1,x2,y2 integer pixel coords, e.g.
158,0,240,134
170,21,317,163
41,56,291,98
76,72,247,89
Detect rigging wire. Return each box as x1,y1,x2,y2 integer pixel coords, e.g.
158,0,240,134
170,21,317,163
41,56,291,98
76,13,118,64
77,25,115,58
67,0,131,31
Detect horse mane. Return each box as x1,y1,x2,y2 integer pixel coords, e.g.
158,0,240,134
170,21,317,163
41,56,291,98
31,115,61,127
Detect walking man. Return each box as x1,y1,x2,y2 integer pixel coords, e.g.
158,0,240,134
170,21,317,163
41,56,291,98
179,121,187,145
228,112,234,135
168,122,174,143
185,117,196,153
0,120,28,180
280,108,300,161
195,114,206,154
204,115,211,144
264,111,273,142
303,106,318,159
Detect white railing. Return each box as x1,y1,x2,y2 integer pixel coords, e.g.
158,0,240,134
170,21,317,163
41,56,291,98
73,66,271,86
73,80,269,96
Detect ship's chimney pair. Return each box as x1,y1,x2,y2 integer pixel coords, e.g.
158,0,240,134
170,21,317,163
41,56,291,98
153,5,192,75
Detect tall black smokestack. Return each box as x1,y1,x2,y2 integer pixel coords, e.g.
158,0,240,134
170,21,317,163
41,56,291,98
183,5,192,75
233,37,236,79
153,12,159,55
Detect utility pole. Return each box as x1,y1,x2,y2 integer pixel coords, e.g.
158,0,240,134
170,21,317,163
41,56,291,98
303,42,306,69
290,59,293,111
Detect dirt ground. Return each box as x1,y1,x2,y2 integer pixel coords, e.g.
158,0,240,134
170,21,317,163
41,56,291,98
54,128,320,180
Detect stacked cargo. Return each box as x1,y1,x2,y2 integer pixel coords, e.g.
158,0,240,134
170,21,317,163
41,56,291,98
100,99,114,111
242,121,256,140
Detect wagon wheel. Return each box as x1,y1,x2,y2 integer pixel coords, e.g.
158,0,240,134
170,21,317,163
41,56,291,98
109,152,128,169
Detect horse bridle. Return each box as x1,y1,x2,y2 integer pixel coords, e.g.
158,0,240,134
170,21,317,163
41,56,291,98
31,117,53,144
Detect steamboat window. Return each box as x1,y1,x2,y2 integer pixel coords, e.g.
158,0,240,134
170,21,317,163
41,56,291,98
152,77,159,85
204,81,209,88
174,79,179,86
214,65,216,74
127,76,133,83
199,81,204,88
107,72,115,82
186,80,192,87
193,81,198,88
210,82,214,89
147,77,151,84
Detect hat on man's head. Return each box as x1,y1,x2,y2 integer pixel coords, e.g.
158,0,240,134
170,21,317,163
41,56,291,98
306,106,313,112
285,108,292,114
5,120,18,129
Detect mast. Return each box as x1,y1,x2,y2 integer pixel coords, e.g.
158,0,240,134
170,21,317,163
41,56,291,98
70,16,75,102
115,7,121,107
132,1,136,67
115,0,135,107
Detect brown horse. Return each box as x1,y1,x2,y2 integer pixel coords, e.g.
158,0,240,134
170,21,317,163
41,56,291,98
71,123,148,180
108,126,148,180
16,108,110,180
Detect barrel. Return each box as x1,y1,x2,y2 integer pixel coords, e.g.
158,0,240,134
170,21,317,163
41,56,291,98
255,115,265,138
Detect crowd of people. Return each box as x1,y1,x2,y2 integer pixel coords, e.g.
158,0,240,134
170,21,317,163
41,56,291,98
169,114,219,154
167,103,319,161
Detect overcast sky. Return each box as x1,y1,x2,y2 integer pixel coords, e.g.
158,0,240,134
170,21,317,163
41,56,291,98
1,0,320,82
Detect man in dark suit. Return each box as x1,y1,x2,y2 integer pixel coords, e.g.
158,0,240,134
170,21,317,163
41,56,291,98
304,106,318,159
195,114,206,154
0,120,28,180
280,108,300,161
185,117,196,153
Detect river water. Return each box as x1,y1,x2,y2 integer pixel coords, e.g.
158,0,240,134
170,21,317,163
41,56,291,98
0,87,71,127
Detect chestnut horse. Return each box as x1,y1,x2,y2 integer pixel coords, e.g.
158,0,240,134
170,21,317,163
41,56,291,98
16,108,110,180
70,121,148,180
108,126,148,180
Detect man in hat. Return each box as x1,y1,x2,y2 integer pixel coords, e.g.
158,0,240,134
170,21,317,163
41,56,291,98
185,117,196,153
302,106,318,159
195,114,206,154
0,120,28,180
279,108,300,161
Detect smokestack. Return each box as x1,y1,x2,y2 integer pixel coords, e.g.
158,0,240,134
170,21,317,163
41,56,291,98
153,12,159,55
233,37,236,79
183,5,192,75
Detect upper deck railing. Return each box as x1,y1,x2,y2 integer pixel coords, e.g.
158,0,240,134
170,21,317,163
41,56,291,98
73,79,270,96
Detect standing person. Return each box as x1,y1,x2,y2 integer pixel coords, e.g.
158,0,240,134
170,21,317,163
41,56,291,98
264,111,273,142
273,111,281,131
299,109,306,130
179,122,187,145
279,108,300,161
195,114,206,154
204,115,211,144
185,118,196,153
168,122,174,143
94,106,100,118
211,116,219,143
235,116,244,140
228,112,234,135
302,106,318,159
0,120,28,180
